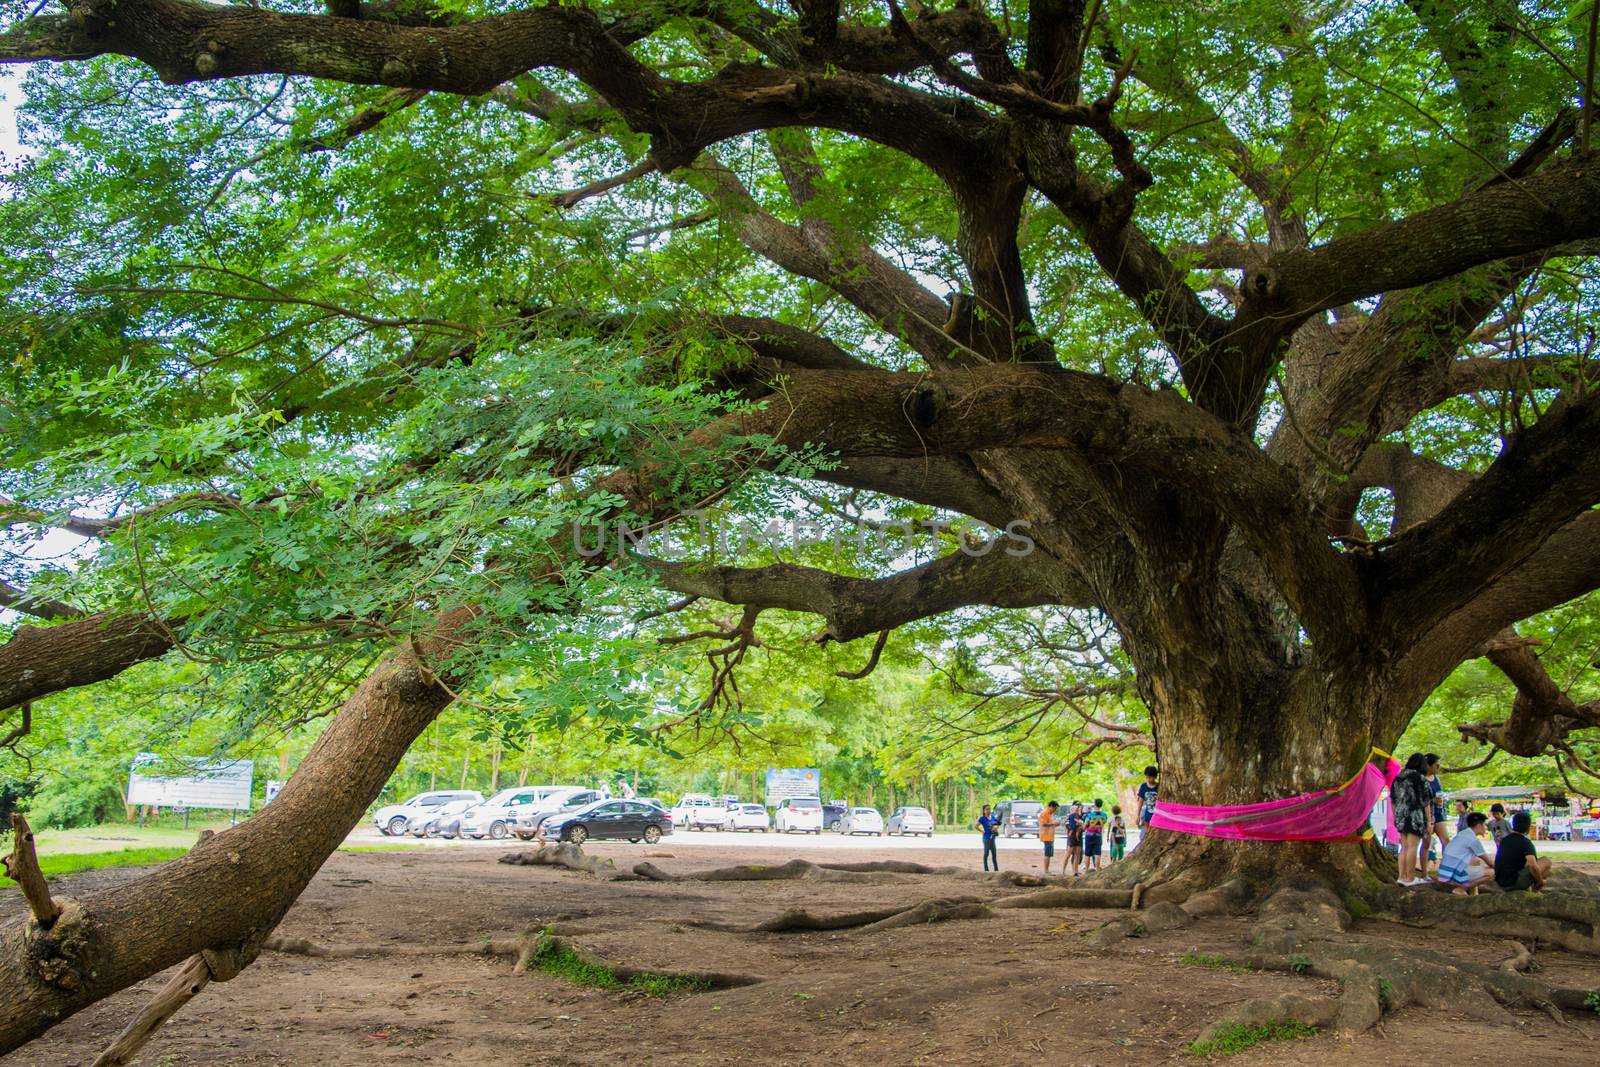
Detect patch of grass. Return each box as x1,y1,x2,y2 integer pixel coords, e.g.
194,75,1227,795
34,822,224,856
3,846,189,885
1187,1021,1319,1058
1378,978,1393,1008
530,934,709,996
1287,954,1313,976
338,843,428,853
1181,950,1252,973
1585,990,1599,1013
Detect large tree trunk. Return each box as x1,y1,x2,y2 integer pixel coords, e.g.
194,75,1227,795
1093,548,1399,903
0,607,476,1055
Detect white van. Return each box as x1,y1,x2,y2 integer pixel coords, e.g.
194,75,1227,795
774,796,823,834
670,793,727,831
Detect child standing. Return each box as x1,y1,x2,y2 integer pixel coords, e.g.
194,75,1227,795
1108,805,1127,861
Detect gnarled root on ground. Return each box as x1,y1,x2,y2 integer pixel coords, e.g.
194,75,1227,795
498,843,617,878
632,858,906,883
990,886,1136,910
754,897,994,934
1200,884,1598,1039
1377,882,1600,955
816,860,1051,887
265,931,759,989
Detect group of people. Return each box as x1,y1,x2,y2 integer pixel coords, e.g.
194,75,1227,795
974,766,1159,876
1390,752,1553,893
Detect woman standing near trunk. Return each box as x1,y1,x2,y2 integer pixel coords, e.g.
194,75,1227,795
1391,753,1432,886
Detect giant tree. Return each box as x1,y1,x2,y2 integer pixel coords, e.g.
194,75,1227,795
3,0,1600,1053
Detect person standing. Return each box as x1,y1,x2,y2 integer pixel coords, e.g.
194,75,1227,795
1486,803,1512,844
1454,799,1471,831
1136,766,1159,842
1039,800,1060,875
1083,800,1107,873
1064,801,1086,877
976,804,1001,872
1108,805,1127,862
1418,754,1449,880
1391,753,1431,886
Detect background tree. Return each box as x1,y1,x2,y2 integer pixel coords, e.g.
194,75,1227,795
2,0,1600,1053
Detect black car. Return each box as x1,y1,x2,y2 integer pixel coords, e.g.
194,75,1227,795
542,799,672,845
994,799,1044,838
822,801,848,831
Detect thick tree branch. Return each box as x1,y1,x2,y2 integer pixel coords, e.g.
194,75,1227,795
640,549,1080,643
1374,391,1600,641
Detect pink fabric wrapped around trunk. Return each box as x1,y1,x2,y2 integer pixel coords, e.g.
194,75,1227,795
1149,751,1402,842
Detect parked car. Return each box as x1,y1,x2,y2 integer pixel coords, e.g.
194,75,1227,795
459,785,576,840
541,799,671,845
671,793,728,831
774,796,823,834
995,799,1044,838
821,801,849,831
511,788,603,840
885,806,935,837
637,797,664,811
835,806,884,836
372,790,483,837
727,804,771,832
410,798,479,838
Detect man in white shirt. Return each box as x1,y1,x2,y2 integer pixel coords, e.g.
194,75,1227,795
1435,811,1494,894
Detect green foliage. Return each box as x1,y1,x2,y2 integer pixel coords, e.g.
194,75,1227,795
1287,954,1313,976
1187,1021,1318,1058
25,775,127,830
1586,991,1600,1014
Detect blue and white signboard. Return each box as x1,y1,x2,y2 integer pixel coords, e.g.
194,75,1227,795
765,767,822,805
127,754,254,812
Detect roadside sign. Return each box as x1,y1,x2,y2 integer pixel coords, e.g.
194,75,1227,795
765,767,821,805
127,753,254,811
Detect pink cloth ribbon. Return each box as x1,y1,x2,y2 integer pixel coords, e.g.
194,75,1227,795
1149,753,1403,842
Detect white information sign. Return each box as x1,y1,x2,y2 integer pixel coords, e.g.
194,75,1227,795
127,753,254,811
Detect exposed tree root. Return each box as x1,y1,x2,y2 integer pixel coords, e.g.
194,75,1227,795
1378,884,1600,955
632,858,905,883
264,931,759,989
1083,901,1195,947
498,843,618,878
751,897,993,934
990,886,1136,910
1198,884,1600,1040
1496,940,1536,974
815,860,1052,887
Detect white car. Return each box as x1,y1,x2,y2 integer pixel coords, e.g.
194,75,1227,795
885,806,935,837
372,790,483,837
410,798,479,837
774,796,823,834
727,804,770,832
458,785,576,840
671,794,728,831
836,806,884,836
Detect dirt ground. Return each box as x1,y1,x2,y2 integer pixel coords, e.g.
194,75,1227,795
6,844,1599,1066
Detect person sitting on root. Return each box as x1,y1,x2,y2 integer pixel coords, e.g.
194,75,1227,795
1391,752,1431,886
1435,812,1495,894
1494,811,1552,893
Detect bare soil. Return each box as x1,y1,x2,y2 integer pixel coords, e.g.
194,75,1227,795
7,845,1599,1066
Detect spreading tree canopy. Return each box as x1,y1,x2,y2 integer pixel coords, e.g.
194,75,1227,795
2,0,1600,1052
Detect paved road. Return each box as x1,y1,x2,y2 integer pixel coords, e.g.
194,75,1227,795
346,823,1599,855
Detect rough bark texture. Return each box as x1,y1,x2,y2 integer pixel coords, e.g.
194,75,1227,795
0,607,475,1055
